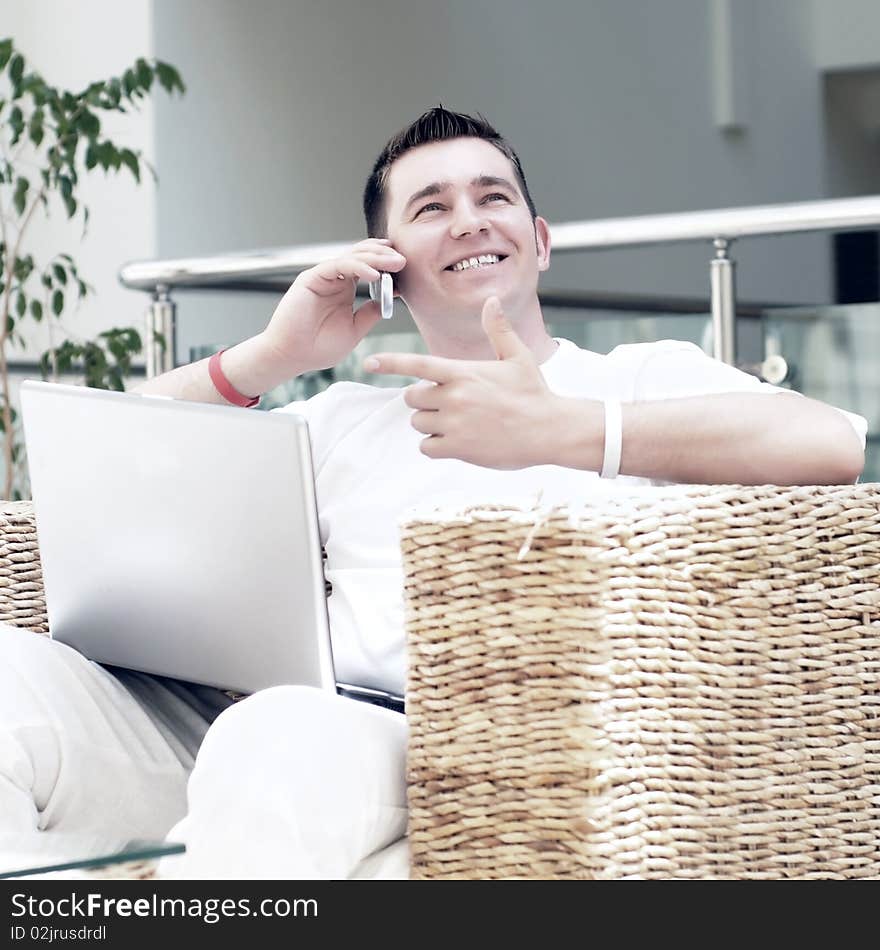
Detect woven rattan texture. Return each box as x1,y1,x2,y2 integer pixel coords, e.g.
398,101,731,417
0,501,48,634
401,484,880,879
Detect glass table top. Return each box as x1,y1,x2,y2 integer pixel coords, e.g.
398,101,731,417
0,834,185,879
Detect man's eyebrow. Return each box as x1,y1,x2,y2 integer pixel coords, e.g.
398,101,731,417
471,175,518,194
403,175,519,215
404,181,451,215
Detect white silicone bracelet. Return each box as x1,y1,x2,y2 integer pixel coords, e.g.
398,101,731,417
600,398,622,479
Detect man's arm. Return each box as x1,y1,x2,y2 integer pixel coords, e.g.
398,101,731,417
133,333,290,403
132,239,406,404
366,296,866,486
551,391,864,485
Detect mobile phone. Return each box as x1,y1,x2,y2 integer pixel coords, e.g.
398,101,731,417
369,271,394,319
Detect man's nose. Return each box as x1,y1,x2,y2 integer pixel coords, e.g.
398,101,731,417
449,200,489,239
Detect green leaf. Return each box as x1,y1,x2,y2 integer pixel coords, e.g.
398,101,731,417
122,68,137,97
47,95,62,123
41,272,53,290
60,129,78,161
57,345,74,373
30,79,48,107
58,175,73,201
83,81,104,106
106,337,126,361
155,62,185,95
63,194,77,219
6,315,14,334
0,39,12,71
52,289,64,316
95,141,112,170
52,263,68,285
27,109,43,146
106,78,121,108
77,109,100,138
9,53,23,86
30,299,42,322
13,176,29,216
77,279,88,299
9,105,24,144
20,74,42,97
119,148,140,182
84,143,98,170
135,58,153,90
15,293,25,317
13,255,34,282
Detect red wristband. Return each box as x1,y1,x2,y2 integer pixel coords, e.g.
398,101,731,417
208,349,261,408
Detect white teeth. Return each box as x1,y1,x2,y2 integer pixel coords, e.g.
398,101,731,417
451,254,502,272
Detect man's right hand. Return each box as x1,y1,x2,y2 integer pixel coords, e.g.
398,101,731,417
260,238,407,378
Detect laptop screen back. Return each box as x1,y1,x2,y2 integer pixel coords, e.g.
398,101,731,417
20,381,336,695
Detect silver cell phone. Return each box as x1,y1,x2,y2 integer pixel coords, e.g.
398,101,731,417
369,271,394,319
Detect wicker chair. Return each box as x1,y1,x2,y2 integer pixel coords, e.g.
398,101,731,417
401,484,880,879
0,501,48,635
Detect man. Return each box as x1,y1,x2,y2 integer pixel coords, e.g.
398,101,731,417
0,108,866,879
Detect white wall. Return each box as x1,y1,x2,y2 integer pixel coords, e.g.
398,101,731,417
2,0,157,364
149,0,841,362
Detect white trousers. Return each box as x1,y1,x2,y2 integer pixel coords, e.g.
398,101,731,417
0,624,409,879
159,687,409,879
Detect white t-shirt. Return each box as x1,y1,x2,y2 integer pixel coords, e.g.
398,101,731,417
275,338,868,696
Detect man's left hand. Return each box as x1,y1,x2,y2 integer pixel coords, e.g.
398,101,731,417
363,296,564,469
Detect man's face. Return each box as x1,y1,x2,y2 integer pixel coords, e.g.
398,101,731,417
383,137,550,323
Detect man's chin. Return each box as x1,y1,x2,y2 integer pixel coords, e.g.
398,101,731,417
452,283,513,311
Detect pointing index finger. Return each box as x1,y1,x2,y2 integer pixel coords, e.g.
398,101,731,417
363,352,459,383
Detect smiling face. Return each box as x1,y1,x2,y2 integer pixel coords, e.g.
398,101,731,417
383,137,551,339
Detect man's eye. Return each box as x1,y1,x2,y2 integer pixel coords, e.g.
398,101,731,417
416,202,443,216
483,193,509,203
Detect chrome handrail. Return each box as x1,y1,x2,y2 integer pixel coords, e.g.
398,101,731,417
547,195,880,250
121,194,880,375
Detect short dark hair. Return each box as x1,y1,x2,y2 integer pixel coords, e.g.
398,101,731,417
362,106,538,237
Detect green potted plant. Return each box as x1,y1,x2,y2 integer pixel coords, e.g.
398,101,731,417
0,37,184,499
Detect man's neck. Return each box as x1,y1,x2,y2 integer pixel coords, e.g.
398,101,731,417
412,303,558,364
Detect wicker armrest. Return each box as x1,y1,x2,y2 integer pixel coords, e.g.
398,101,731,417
400,484,880,880
0,501,48,635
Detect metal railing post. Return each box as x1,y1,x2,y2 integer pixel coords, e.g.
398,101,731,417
145,284,177,378
710,238,736,365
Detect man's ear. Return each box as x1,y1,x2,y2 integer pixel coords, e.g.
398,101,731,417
535,216,551,272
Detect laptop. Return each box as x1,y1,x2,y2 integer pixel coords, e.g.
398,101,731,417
19,380,404,711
